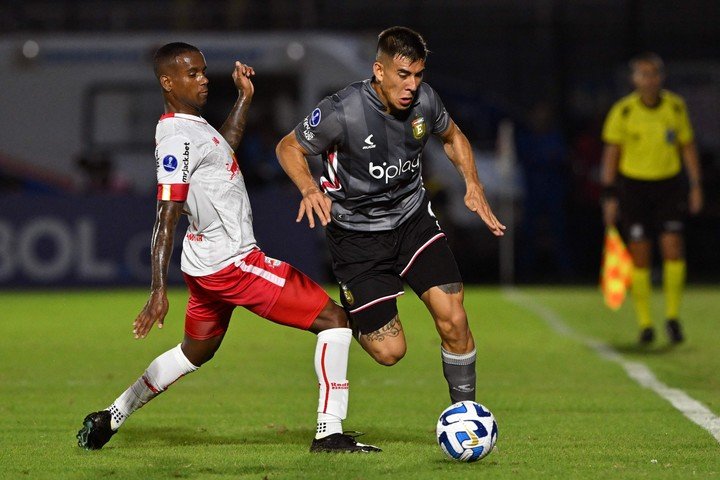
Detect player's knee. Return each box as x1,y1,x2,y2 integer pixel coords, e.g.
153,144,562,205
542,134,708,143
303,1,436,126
370,345,406,366
326,306,350,329
361,334,406,366
181,336,223,366
436,310,469,342
183,349,212,366
310,302,350,333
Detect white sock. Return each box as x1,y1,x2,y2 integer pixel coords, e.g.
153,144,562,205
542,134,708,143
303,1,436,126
107,344,198,430
314,327,351,439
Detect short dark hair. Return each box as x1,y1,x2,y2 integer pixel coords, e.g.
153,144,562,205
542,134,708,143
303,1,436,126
376,26,428,63
629,52,664,74
153,42,200,78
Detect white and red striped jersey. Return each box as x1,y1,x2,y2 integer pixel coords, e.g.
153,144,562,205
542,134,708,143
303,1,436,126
155,113,257,276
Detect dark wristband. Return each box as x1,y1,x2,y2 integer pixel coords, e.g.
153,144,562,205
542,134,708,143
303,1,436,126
601,184,618,201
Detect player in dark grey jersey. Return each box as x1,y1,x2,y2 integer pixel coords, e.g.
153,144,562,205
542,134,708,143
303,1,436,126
276,26,504,404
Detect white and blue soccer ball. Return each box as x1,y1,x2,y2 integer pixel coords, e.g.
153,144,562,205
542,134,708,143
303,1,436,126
436,401,498,462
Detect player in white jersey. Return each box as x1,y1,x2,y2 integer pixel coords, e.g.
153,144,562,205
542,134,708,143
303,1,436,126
77,42,379,453
155,112,258,276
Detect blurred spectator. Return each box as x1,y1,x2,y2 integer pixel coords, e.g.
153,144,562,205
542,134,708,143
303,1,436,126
567,114,606,278
76,149,132,194
236,119,288,189
515,101,573,281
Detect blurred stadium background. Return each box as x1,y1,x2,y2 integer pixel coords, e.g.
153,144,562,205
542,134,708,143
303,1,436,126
1,0,719,288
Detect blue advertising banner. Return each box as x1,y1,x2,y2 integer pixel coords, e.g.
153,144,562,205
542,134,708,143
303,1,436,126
0,187,325,288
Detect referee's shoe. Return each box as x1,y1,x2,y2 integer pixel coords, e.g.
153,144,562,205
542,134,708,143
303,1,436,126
639,327,655,345
666,319,685,344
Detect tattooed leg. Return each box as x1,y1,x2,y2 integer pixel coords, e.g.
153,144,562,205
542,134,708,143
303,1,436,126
364,315,403,343
359,315,407,366
437,282,463,295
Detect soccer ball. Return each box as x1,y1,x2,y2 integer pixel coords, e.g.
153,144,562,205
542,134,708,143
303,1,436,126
436,401,498,462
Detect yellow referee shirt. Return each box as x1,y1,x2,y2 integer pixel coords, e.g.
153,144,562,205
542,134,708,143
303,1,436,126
602,90,694,180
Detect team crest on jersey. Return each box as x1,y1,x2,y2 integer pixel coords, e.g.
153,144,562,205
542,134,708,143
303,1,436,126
341,283,354,306
412,116,426,139
226,152,240,180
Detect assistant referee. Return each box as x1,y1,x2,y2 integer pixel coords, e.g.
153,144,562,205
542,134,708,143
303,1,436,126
600,52,703,345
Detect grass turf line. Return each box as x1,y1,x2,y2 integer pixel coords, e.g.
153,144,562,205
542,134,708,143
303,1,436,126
0,287,718,479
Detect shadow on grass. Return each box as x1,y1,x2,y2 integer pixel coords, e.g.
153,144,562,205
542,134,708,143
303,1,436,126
611,341,684,355
121,425,308,447
75,453,279,479
119,424,431,448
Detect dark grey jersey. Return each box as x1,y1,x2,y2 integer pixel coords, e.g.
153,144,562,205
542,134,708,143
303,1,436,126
293,79,450,231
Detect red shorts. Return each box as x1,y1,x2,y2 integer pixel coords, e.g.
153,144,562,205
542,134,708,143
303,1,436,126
182,249,329,340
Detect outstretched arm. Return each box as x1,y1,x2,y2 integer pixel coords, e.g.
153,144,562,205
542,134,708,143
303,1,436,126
276,131,332,228
219,61,255,151
439,120,505,236
133,200,184,339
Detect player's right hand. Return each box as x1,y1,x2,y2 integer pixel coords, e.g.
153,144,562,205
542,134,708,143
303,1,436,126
298,187,332,228
133,289,169,339
602,198,619,226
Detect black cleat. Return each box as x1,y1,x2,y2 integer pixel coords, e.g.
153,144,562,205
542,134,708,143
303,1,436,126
77,410,116,450
638,327,655,345
666,319,684,344
310,432,381,453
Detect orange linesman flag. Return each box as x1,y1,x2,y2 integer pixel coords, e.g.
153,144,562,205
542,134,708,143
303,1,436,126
600,226,633,310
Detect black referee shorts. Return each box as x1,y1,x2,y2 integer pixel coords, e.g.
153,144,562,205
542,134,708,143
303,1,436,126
326,197,462,336
619,174,687,242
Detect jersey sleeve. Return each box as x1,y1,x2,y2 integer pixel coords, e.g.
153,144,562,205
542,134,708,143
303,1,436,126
293,97,343,156
155,134,199,201
601,102,625,145
424,84,451,135
675,97,695,145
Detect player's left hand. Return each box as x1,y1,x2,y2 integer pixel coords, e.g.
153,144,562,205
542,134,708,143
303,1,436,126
465,183,506,236
232,61,255,99
689,185,703,215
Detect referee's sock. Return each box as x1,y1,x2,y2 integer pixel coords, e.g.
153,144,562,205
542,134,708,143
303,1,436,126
663,259,686,319
631,267,653,329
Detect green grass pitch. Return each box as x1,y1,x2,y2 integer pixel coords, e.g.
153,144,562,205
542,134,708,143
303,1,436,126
1,286,719,479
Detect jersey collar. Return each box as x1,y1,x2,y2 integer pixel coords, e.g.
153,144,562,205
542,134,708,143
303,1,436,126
159,112,208,123
633,90,665,110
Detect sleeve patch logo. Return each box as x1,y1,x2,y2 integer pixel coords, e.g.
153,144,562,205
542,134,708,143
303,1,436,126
163,155,178,172
309,108,322,127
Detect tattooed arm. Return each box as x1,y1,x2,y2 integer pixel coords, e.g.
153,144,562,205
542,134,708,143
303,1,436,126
219,61,255,151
